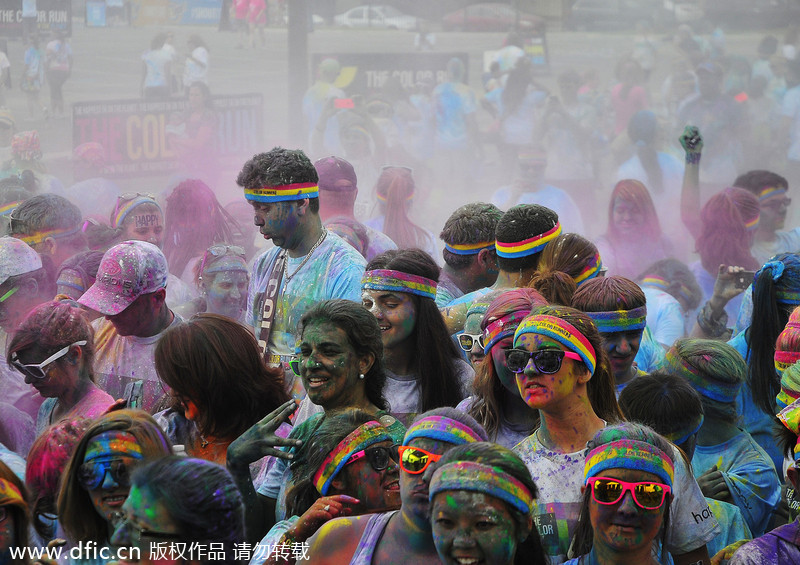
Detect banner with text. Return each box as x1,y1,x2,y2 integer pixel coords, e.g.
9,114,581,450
0,0,71,38
72,94,263,177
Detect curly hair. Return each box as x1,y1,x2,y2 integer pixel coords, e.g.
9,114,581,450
236,147,320,213
496,204,559,272
440,202,502,270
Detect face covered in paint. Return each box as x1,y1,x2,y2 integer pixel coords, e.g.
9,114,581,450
81,431,145,525
431,490,523,565
361,290,417,351
0,505,16,554
110,484,182,565
490,334,518,395
612,197,645,238
121,203,165,249
399,437,454,522
249,200,302,250
338,438,401,513
586,468,668,557
462,312,486,367
201,257,249,321
513,333,590,412
298,321,371,410
603,329,642,383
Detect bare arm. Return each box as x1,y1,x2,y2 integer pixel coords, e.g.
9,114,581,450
679,126,703,240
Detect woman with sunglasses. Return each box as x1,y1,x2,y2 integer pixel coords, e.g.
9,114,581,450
457,298,493,367
175,243,249,322
0,460,30,565
154,313,289,466
428,442,548,565
57,409,172,551
665,339,780,537
7,300,114,435
512,307,721,564
227,299,404,543
299,408,488,565
459,288,546,448
362,249,473,426
567,423,675,565
252,410,400,565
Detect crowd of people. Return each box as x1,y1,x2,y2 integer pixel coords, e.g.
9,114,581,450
2,15,800,565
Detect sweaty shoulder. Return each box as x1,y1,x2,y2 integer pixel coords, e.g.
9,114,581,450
299,514,373,565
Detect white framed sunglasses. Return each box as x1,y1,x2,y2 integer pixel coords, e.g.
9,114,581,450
10,340,87,379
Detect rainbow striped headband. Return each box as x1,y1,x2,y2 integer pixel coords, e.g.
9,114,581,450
57,269,87,295
495,222,561,259
362,269,437,300
777,386,800,411
514,314,597,375
112,196,162,229
0,479,24,509
444,240,495,256
759,186,788,202
665,348,740,403
585,439,674,487
574,252,604,286
640,276,693,305
745,214,760,231
0,201,22,217
313,421,391,495
404,415,484,446
775,350,800,378
84,431,144,462
778,290,800,305
777,363,800,409
777,400,800,461
17,225,82,246
244,182,319,203
586,306,647,334
482,310,531,354
429,461,534,515
662,414,704,446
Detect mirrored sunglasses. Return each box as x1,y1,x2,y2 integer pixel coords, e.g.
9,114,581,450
78,458,132,491
587,477,670,510
398,445,442,475
457,333,485,352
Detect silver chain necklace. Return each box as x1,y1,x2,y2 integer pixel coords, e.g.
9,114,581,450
284,229,328,282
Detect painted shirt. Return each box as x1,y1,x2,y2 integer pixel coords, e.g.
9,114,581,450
432,81,477,150
35,386,115,435
92,314,182,414
693,431,781,536
633,326,666,374
705,498,752,560
642,286,686,348
246,232,367,360
491,184,585,235
782,84,800,162
729,520,800,564
435,270,464,308
513,434,720,564
728,331,784,476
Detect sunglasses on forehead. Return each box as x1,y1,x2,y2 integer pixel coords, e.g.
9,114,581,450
199,244,246,274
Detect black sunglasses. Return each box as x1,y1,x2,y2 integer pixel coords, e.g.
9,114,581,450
504,349,582,374
346,445,399,472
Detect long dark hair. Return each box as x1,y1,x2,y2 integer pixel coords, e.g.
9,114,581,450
748,253,800,414
366,249,464,412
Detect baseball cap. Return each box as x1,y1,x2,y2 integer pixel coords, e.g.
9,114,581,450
315,156,357,192
0,236,42,287
78,241,168,315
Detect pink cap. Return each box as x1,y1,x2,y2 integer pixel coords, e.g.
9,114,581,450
78,241,168,315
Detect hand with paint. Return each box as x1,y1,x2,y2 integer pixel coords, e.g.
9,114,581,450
680,125,704,160
697,465,732,503
289,494,359,542
227,400,301,474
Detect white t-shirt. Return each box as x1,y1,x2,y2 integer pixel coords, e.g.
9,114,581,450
513,433,721,564
642,286,686,349
782,84,800,162
183,46,209,87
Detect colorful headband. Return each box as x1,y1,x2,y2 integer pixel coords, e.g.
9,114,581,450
573,253,604,286
57,269,87,294
244,182,319,203
404,415,484,446
313,421,391,495
429,461,533,516
0,201,21,217
585,305,647,334
0,479,25,509
513,314,597,375
83,431,144,463
585,439,674,487
759,186,788,202
482,310,531,354
745,215,760,231
362,269,437,300
444,241,496,256
495,222,562,259
111,196,162,229
640,276,693,305
17,225,82,246
777,400,800,462
776,350,800,378
662,414,704,446
665,348,740,404
778,363,800,410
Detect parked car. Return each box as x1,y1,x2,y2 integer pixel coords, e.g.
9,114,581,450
333,5,417,30
442,3,544,32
